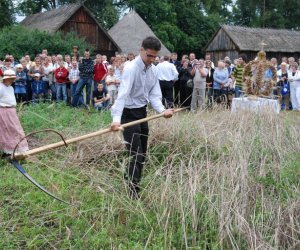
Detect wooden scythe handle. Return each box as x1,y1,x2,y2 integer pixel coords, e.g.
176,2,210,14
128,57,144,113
13,107,188,160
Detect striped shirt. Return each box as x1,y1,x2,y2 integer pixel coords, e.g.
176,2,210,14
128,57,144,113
69,68,80,82
79,58,94,78
233,64,244,87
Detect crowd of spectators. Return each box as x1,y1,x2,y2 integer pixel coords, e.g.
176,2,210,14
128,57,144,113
2,47,300,112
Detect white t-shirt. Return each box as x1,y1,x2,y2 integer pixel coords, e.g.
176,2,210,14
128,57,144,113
43,64,53,75
0,82,16,107
43,64,53,81
106,75,117,91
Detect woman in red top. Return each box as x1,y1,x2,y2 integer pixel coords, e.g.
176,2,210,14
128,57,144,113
54,61,69,102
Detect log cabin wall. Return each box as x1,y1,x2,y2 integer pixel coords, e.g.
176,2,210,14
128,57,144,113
206,27,300,64
205,29,239,63
60,6,118,57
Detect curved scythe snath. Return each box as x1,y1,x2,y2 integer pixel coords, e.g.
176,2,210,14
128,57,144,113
9,107,188,204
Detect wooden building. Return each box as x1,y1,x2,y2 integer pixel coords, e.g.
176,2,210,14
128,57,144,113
21,3,120,57
204,25,300,62
108,11,170,56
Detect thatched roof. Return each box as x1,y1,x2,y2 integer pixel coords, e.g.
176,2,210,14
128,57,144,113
210,25,300,53
21,4,82,32
108,11,170,56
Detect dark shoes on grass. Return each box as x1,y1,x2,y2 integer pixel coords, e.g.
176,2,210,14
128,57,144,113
127,182,141,200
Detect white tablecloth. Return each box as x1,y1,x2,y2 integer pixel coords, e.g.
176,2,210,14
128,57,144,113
231,97,280,114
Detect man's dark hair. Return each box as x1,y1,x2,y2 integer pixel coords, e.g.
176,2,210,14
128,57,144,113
239,53,247,63
142,36,161,51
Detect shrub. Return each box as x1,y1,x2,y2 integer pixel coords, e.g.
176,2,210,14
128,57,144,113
0,25,92,60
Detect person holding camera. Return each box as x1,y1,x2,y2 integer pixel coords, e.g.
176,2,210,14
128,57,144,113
190,59,208,112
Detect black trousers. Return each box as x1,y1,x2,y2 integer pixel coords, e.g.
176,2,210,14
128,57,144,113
174,80,180,105
159,80,174,108
179,80,192,107
213,89,222,103
121,106,149,185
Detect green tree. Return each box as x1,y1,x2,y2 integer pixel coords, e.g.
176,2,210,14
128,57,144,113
231,0,300,29
0,0,15,28
120,0,221,56
231,0,259,26
83,0,119,29
259,0,300,29
282,0,300,29
201,0,233,23
16,0,56,16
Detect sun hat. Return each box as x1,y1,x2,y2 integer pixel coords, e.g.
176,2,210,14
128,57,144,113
2,69,16,80
34,73,41,78
16,64,23,69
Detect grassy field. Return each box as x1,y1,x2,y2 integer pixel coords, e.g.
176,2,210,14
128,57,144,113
0,103,299,249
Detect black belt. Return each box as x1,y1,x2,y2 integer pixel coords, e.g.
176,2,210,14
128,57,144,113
0,106,15,108
124,105,147,111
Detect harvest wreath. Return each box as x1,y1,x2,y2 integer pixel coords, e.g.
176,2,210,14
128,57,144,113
243,51,277,97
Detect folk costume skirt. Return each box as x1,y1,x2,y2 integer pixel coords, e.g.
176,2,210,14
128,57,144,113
0,107,29,154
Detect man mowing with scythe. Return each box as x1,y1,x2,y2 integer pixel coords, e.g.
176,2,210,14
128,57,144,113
111,36,174,199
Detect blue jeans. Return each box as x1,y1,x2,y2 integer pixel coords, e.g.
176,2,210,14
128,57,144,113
50,83,57,101
71,83,84,105
32,93,44,104
94,101,109,111
72,77,92,106
56,83,67,102
235,86,243,97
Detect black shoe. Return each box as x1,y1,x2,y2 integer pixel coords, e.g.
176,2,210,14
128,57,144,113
128,182,140,200
1,152,11,159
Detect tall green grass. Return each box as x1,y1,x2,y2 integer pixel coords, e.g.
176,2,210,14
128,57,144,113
0,104,299,249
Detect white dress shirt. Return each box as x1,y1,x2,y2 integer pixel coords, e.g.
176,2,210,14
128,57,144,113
111,56,165,123
156,61,178,81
